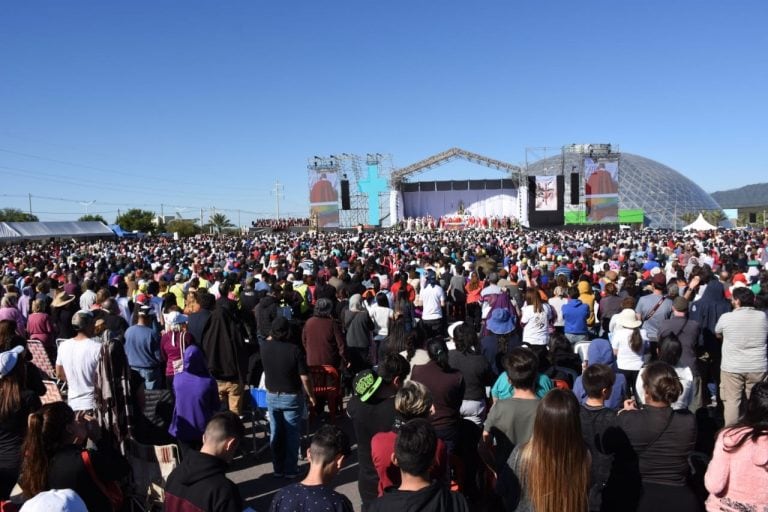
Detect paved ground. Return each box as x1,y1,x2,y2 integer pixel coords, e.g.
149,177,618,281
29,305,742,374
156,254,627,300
228,412,363,512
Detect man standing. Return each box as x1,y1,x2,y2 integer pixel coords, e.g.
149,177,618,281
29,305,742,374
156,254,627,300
55,310,102,412
347,354,410,512
562,287,590,344
302,298,347,368
124,305,163,390
420,270,445,338
635,273,674,354
164,412,246,512
715,287,768,426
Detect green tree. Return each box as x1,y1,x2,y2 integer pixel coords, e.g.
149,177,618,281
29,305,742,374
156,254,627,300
702,210,727,227
78,214,107,224
0,208,38,222
209,212,234,234
679,212,697,225
116,209,155,232
166,219,201,237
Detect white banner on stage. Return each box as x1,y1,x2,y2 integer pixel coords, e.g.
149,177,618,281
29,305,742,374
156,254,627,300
402,188,519,219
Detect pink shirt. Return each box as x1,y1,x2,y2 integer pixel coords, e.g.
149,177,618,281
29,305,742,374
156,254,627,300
705,427,768,511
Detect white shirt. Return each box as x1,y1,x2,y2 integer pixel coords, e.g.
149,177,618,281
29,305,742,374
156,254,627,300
79,290,96,311
520,304,551,346
636,365,694,410
368,303,394,340
56,337,102,411
420,284,445,321
611,326,647,371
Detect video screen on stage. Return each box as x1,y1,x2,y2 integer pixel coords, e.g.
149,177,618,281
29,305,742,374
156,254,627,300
534,176,558,211
309,169,340,227
584,157,619,223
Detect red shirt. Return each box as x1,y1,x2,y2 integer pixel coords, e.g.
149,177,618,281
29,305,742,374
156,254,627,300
370,430,449,496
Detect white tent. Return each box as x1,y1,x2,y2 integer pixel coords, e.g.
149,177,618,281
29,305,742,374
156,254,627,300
682,213,718,231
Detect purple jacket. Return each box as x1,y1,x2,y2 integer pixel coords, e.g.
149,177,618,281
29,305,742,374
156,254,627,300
169,345,220,443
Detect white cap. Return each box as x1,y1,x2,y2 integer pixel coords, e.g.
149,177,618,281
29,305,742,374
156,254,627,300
20,489,88,512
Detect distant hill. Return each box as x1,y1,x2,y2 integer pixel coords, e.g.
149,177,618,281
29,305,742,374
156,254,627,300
711,183,768,209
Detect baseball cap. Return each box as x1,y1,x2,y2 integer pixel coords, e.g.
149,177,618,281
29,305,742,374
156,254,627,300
353,369,382,402
0,345,24,378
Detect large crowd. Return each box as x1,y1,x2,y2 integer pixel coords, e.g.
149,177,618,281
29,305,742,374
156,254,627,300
0,226,767,512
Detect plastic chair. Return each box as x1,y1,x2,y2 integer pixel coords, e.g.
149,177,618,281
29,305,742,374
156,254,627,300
573,340,592,362
308,365,343,420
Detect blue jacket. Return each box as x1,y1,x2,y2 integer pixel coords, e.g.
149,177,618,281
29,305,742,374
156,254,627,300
124,324,162,369
572,338,627,410
562,299,589,334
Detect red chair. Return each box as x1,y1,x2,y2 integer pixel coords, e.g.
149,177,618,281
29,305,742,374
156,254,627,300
308,365,343,420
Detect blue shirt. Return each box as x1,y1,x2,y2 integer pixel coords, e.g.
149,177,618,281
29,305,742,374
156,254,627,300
562,299,590,334
124,324,162,369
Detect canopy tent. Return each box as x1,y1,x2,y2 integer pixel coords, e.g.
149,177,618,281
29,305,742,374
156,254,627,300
0,221,115,240
682,213,718,231
0,223,20,240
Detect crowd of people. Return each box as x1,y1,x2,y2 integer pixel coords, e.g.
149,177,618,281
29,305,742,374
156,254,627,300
0,225,767,511
251,218,311,230
397,215,519,232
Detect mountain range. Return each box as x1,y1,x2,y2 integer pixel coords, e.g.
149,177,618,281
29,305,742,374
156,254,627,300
711,183,768,209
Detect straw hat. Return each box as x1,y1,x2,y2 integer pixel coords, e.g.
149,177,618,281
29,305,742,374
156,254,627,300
52,292,76,308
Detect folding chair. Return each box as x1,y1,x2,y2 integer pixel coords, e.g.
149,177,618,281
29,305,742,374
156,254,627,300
40,379,63,404
247,387,271,457
124,438,180,512
26,339,56,379
308,365,343,421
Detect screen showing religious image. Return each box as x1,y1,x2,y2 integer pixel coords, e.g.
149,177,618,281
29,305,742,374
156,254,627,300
584,157,619,222
309,170,340,227
534,176,558,211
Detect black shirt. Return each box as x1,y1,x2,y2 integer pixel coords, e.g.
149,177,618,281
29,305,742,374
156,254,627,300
448,350,493,401
616,406,696,486
0,390,41,469
658,317,701,374
347,392,396,508
260,339,308,394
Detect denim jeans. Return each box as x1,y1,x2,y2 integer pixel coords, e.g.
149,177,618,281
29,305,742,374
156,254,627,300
134,367,163,390
267,392,304,475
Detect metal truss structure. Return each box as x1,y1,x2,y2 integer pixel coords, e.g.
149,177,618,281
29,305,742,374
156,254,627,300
391,147,521,185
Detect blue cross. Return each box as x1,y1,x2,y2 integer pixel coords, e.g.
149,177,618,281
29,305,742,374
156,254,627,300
358,163,388,226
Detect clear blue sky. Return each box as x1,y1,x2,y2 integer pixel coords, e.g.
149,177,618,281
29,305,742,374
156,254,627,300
1,1,766,223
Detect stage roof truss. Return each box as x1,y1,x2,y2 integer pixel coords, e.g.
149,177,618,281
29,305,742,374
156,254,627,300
392,147,522,184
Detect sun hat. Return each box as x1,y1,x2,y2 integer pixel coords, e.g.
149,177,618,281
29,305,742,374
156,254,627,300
167,311,189,325
615,308,642,329
0,345,24,378
353,369,382,402
51,292,76,308
487,308,514,335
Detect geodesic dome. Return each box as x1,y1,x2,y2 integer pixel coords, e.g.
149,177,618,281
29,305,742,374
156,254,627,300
527,152,722,229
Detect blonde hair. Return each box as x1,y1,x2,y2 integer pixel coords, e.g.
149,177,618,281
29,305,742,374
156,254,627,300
394,381,433,420
31,299,46,314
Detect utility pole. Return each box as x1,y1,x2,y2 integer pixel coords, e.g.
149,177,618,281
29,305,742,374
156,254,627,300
272,180,284,220
28,193,32,215
237,209,241,230
200,208,204,230
161,203,164,222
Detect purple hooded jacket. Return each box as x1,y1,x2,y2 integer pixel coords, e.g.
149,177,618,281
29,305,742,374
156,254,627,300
169,345,221,443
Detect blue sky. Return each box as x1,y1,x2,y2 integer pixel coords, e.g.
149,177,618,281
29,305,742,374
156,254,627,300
1,1,766,223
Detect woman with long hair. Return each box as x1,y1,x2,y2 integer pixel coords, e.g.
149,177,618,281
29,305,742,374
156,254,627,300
410,337,465,455
504,388,589,512
611,308,647,397
520,287,553,359
19,401,129,511
616,361,700,512
448,323,493,426
0,346,41,500
465,272,483,332
705,380,768,510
